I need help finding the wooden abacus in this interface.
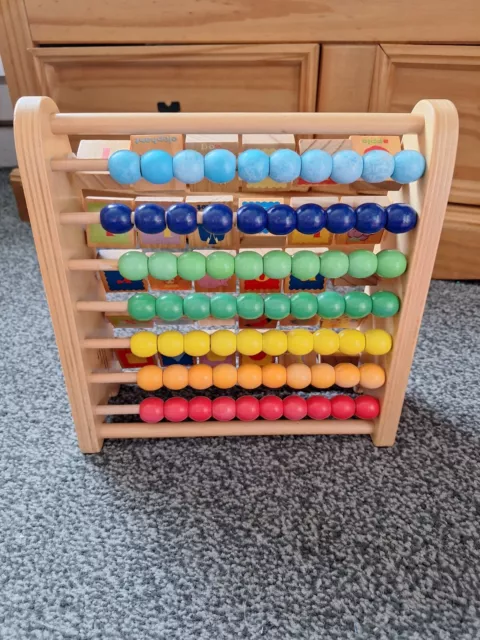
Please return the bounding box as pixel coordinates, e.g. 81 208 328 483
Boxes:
14 97 458 453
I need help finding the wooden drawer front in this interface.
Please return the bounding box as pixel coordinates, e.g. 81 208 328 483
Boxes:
370 45 480 206
32 45 319 114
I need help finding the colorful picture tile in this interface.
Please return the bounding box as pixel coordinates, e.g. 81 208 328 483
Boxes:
148 275 192 292
239 315 277 329
87 224 136 249
288 229 332 247
159 353 194 366
100 270 148 293
241 275 281 294
115 349 157 369
139 228 186 250
240 351 274 366
199 352 235 367
195 274 236 293
284 273 325 294
279 315 318 328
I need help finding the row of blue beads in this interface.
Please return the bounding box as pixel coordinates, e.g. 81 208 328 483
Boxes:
100 201 417 236
108 148 426 186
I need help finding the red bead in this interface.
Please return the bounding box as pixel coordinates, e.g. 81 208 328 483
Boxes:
259 395 284 420
306 396 331 420
236 396 260 421
164 397 189 422
188 397 212 422
330 395 355 419
212 397 236 421
283 395 308 420
355 395 380 419
139 397 164 423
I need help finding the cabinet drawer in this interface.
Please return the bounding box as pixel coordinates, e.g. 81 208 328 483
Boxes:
32 44 319 114
370 45 480 207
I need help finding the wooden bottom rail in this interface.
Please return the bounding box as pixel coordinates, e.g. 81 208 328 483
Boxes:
98 420 374 439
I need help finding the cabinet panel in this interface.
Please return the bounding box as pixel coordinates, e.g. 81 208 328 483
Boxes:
370 45 480 206
32 44 319 114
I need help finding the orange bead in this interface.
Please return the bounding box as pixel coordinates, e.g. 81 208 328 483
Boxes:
286 363 312 390
310 363 335 389
334 362 361 388
262 363 287 389
359 363 386 389
163 364 189 390
237 364 262 389
212 363 237 389
188 364 213 390
137 365 163 391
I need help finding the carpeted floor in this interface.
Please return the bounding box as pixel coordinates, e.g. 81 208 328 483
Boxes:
1 167 480 639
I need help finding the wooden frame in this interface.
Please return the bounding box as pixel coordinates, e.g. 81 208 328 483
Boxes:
14 97 458 452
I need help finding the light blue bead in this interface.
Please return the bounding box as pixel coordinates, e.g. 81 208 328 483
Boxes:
300 149 332 183
108 150 141 185
172 150 205 184
140 150 173 184
238 149 269 183
204 149 236 184
361 150 394 183
330 150 363 184
269 149 301 182
392 150 426 184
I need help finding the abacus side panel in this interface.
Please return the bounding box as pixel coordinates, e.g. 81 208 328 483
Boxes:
14 96 118 453
370 99 458 446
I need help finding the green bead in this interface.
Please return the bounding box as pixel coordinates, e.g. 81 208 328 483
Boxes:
263 250 292 279
291 251 320 281
127 293 156 321
376 250 408 278
316 291 345 319
155 293 183 321
177 252 206 281
371 291 400 317
347 250 378 279
264 293 290 320
319 251 349 279
118 251 148 280
235 251 263 280
206 252 235 280
148 252 177 281
344 291 372 319
211 293 237 319
290 292 317 319
183 293 210 320
237 293 264 319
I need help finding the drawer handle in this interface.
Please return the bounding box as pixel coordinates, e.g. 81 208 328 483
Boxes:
157 101 181 113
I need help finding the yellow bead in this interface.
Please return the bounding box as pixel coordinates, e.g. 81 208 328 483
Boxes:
365 329 392 355
184 330 210 357
211 330 237 356
130 331 157 358
157 330 184 357
287 329 314 356
338 329 366 356
262 330 288 356
236 329 263 356
313 329 340 356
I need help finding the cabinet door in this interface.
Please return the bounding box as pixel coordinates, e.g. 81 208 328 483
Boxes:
32 44 319 114
370 45 480 207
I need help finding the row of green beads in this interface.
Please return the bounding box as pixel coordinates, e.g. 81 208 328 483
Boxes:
118 249 407 282
128 290 400 322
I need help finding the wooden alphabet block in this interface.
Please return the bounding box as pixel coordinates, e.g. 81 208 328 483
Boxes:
115 349 157 369
238 197 286 249
287 196 337 247
106 313 155 329
130 132 184 192
332 196 389 246
135 196 186 250
84 195 136 249
186 134 239 192
186 195 238 250
148 274 192 292
241 134 295 192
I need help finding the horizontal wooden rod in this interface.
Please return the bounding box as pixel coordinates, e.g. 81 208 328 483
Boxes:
60 210 229 225
83 338 130 349
69 259 118 271
51 158 107 172
96 404 140 415
51 112 424 136
78 301 128 313
89 372 137 384
98 419 374 439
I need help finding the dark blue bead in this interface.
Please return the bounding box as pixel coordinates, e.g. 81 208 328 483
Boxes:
166 203 198 235
134 203 166 234
100 203 133 234
202 204 233 234
355 203 386 235
296 203 326 235
267 204 297 235
325 203 356 233
385 203 418 233
237 204 268 234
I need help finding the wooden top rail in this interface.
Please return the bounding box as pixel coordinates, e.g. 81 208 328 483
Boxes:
50 112 425 137
98 420 374 439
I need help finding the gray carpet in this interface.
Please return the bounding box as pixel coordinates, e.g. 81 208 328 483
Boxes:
1 167 480 640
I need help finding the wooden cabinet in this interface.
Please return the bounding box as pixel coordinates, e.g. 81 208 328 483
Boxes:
32 45 319 114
